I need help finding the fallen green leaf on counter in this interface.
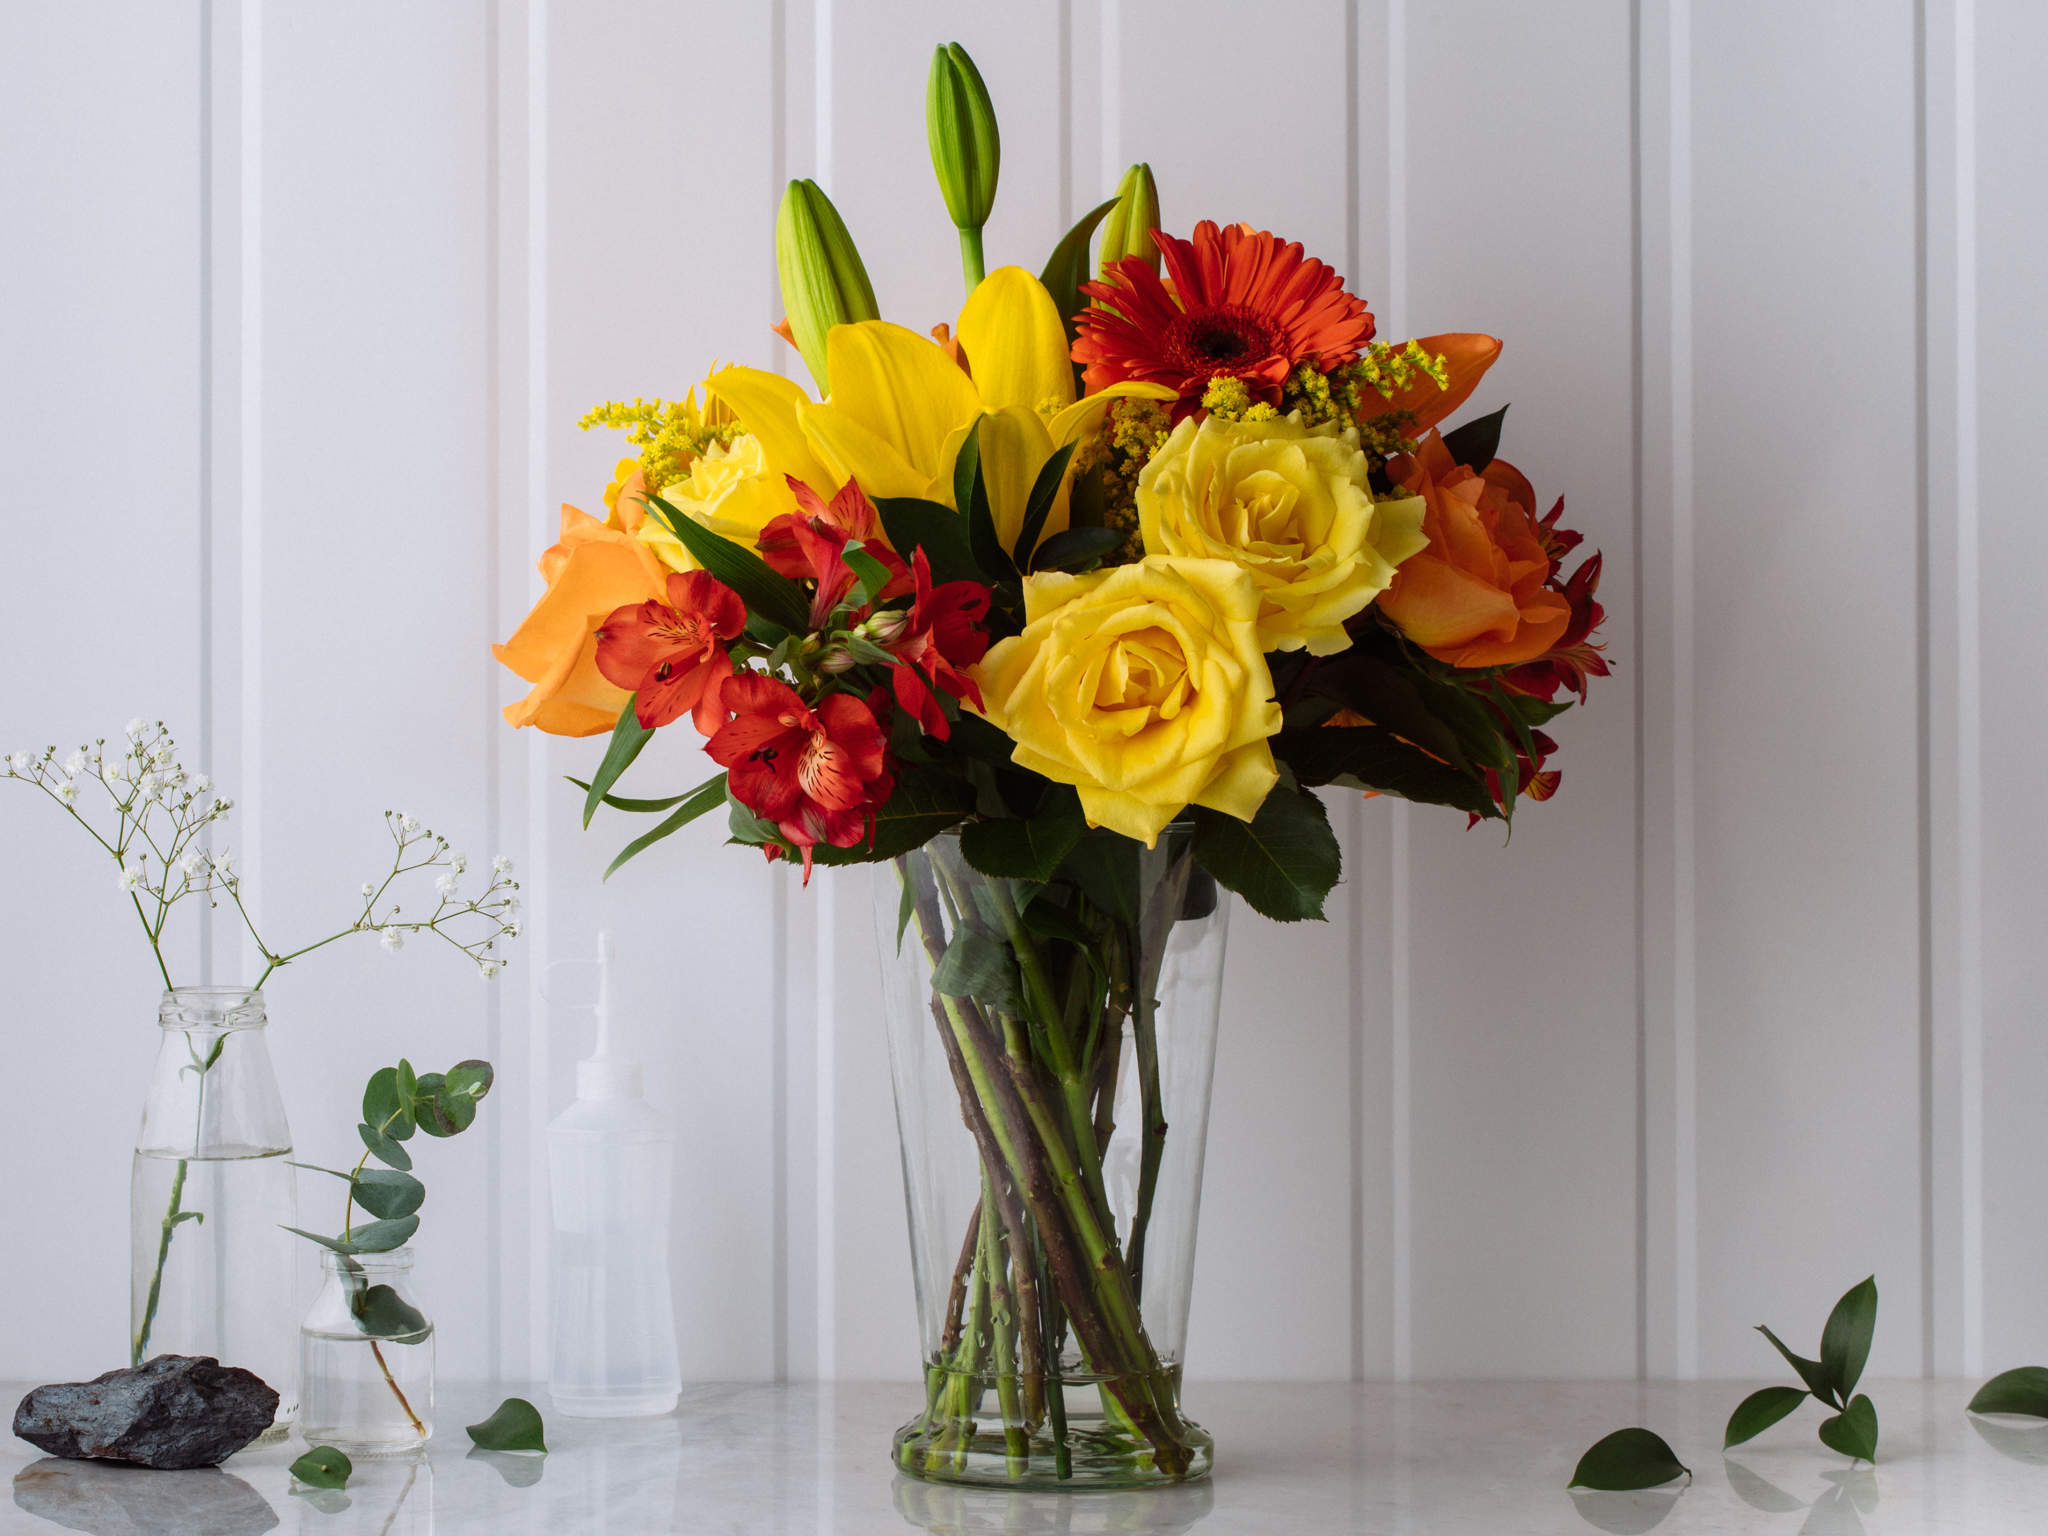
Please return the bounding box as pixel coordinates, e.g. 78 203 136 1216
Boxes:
1567 1427 1691 1490
467 1396 548 1453
288 1445 352 1489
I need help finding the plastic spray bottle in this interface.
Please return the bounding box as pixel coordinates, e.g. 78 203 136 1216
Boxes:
546 933 682 1417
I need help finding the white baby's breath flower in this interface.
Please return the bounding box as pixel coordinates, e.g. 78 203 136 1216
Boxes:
125 718 147 740
56 781 78 805
435 872 459 898
379 927 405 952
477 959 501 981
117 865 143 893
492 855 514 878
398 814 421 835
6 752 28 776
447 852 467 876
178 849 204 877
191 773 211 794
137 773 159 801
360 882 376 900
214 850 235 880
503 895 521 918
62 751 84 777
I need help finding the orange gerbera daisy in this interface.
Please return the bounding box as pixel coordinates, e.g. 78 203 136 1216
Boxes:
1073 220 1374 415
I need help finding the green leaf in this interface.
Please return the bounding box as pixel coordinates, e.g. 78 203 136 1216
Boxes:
467 1397 548 1453
1440 403 1508 471
289 1446 352 1489
349 1168 425 1221
362 1068 416 1143
1055 831 1139 924
809 765 975 864
395 1059 417 1107
603 773 729 880
959 792 1086 881
357 1122 412 1172
1039 195 1121 357
1566 1427 1691 1490
844 634 899 668
841 539 898 610
875 496 983 587
895 868 918 955
1757 1323 1838 1407
1274 724 1500 820
282 1214 419 1256
1011 442 1077 566
566 776 701 815
1191 788 1341 923
583 702 655 830
415 1063 490 1137
1724 1385 1809 1449
352 1282 429 1340
1816 1393 1879 1462
1029 525 1124 573
647 493 811 633
446 1059 494 1100
952 418 1016 582
1818 1276 1878 1401
933 927 1020 1014
1968 1366 2048 1418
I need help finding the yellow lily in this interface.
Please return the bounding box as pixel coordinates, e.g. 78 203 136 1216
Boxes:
708 266 1172 557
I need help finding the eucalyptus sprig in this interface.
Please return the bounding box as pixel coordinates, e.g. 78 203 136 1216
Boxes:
285 1057 494 1438
1725 1276 1880 1462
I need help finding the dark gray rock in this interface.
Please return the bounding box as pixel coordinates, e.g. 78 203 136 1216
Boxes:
12 1356 279 1471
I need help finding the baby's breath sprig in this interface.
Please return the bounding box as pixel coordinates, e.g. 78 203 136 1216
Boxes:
3 720 522 989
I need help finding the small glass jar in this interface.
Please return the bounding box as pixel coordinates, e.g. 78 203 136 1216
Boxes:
299 1247 435 1453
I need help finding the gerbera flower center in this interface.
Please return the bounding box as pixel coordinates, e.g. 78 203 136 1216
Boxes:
1167 305 1278 374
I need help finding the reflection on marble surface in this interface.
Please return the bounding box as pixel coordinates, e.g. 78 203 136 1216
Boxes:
3 1379 2046 1533
12 1458 278 1535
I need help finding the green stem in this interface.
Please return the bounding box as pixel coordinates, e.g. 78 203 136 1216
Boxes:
958 225 986 293
979 1179 1029 1471
132 1157 189 1365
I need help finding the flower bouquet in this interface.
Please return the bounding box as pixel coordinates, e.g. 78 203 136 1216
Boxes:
497 43 1605 1486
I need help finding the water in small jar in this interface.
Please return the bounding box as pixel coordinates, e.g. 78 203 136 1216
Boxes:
299 1323 435 1453
129 1146 298 1430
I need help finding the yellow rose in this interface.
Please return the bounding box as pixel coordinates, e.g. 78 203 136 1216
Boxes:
1136 413 1428 655
973 556 1281 846
637 434 788 574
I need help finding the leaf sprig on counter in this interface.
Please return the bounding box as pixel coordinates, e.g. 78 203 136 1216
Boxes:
1725 1276 1880 1462
1968 1366 2048 1419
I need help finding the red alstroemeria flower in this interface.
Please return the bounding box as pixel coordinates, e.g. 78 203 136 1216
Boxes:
594 570 747 733
705 673 893 882
1500 495 1611 705
885 548 991 741
1073 220 1375 416
758 477 912 629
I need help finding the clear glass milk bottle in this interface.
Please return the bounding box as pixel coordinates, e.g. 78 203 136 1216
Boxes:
131 986 299 1434
299 1246 435 1453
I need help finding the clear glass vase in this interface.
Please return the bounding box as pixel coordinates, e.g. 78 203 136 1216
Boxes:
299 1246 435 1453
872 825 1229 1489
131 986 298 1435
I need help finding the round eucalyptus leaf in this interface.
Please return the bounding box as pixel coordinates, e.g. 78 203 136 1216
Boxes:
362 1067 416 1142
446 1059 494 1101
358 1122 413 1171
289 1445 352 1489
351 1281 429 1341
396 1058 418 1105
343 1214 420 1254
350 1168 425 1220
466 1396 547 1453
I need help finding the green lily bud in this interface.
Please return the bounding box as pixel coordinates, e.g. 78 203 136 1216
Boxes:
776 178 880 393
926 42 1000 290
1099 162 1161 277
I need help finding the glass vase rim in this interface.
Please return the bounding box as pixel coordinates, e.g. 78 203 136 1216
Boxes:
319 1245 416 1274
158 985 267 1030
930 817 1197 844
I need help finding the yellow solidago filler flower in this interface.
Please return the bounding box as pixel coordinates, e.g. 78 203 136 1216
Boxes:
973 556 1281 846
1136 413 1429 655
635 435 786 575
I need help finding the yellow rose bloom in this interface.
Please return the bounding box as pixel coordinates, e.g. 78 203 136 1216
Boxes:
1136 413 1428 655
636 435 786 574
973 556 1282 846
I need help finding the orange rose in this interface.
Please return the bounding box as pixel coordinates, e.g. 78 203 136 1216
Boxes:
1375 431 1570 668
493 488 667 736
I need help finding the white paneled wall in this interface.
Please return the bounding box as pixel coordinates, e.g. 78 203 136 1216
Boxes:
0 0 2036 1387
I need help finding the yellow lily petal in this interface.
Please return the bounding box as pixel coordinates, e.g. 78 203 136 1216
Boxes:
703 365 835 493
797 401 938 502
975 404 1061 552
821 321 983 488
957 266 1077 414
1046 379 1178 447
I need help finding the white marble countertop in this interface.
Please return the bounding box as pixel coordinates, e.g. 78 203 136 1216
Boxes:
5 1379 2044 1534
